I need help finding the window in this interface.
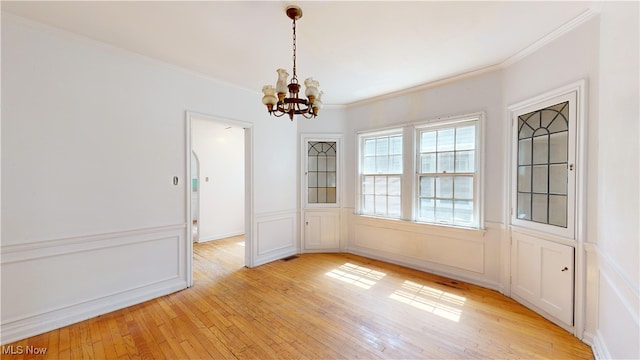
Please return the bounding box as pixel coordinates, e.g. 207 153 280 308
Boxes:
303 135 341 208
357 114 483 229
516 102 569 228
417 121 479 227
359 132 403 217
307 141 337 204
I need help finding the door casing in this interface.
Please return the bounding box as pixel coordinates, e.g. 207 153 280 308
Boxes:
185 111 254 287
505 80 588 337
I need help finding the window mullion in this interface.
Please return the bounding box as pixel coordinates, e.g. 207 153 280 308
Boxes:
401 125 414 221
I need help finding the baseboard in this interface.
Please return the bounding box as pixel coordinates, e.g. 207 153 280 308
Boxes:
589 330 611 360
1 224 188 345
1 277 187 345
345 245 500 292
197 231 244 243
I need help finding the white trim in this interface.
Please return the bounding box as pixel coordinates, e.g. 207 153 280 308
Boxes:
591 330 612 360
0 224 186 264
505 79 588 338
1 278 186 346
197 231 245 243
345 9 597 108
0 225 187 345
355 112 485 229
414 114 485 229
1 13 258 98
300 134 344 253
300 133 343 209
185 111 254 276
501 9 599 67
354 111 483 135
590 244 639 326
509 89 578 238
346 65 502 108
253 210 297 266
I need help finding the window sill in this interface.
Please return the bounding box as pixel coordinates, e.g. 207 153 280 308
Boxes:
353 214 486 238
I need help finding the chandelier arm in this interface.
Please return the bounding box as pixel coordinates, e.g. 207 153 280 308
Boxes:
271 110 287 118
262 6 320 121
299 112 314 119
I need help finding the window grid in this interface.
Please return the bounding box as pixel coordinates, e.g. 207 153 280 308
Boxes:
417 124 477 226
356 115 482 229
360 134 403 218
516 102 569 227
308 141 337 204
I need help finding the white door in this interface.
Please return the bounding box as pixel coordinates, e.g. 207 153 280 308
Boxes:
511 231 574 325
304 211 340 251
301 135 342 252
509 87 580 328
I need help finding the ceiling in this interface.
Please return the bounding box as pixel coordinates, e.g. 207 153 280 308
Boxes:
2 1 596 106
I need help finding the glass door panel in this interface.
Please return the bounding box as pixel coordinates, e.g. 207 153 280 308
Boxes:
516 101 570 228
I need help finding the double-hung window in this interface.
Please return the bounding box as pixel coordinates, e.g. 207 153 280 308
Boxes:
416 119 479 227
359 131 403 218
357 114 483 229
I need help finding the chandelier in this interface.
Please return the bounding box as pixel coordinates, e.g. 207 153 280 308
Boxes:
261 5 322 121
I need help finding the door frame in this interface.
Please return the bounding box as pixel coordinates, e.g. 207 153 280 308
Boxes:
504 79 588 338
185 111 254 287
191 150 200 243
300 133 344 252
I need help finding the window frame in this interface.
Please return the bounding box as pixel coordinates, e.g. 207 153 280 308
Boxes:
356 113 485 230
509 91 577 239
357 128 405 219
414 116 483 228
302 134 343 209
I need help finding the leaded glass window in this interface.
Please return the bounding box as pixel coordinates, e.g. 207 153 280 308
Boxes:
517 101 569 227
308 141 337 204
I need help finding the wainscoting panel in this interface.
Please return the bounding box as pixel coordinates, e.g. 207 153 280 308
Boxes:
346 214 502 290
352 223 484 273
0 224 188 345
586 244 639 360
253 210 297 266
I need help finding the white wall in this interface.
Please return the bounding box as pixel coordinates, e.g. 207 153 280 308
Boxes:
192 118 244 241
335 6 638 358
593 3 639 359
342 70 505 289
504 6 639 358
3 5 638 357
1 14 298 344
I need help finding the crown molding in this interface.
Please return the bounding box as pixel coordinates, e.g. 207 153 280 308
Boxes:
501 8 599 68
345 7 599 109
345 64 502 108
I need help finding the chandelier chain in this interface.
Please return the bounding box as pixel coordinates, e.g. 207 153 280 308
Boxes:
292 17 297 83
261 6 320 120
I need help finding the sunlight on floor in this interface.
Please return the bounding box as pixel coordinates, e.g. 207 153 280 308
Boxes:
325 263 387 289
237 242 245 247
389 280 466 322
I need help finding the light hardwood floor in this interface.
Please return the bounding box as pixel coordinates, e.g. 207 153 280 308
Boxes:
2 236 593 359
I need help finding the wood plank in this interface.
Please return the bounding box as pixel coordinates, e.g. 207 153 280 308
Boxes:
0 236 593 359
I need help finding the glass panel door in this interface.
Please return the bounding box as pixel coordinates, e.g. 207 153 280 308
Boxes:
307 141 337 204
516 102 569 227
511 92 576 239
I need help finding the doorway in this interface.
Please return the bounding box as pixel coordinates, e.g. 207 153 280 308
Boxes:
186 111 254 286
191 150 200 242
